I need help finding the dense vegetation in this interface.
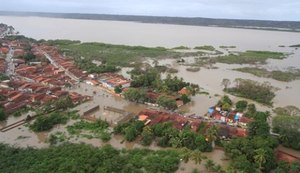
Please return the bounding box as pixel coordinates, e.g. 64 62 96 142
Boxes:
234 67 300 82
0 143 181 173
272 106 300 150
224 78 276 106
217 51 286 64
224 109 279 172
114 119 214 152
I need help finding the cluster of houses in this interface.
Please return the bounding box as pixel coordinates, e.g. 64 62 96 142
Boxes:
207 106 253 128
15 64 76 87
87 73 130 90
0 41 91 115
136 108 250 138
33 44 87 80
0 80 90 114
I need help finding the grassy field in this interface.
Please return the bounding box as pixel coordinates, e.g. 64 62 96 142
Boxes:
216 50 286 64
234 67 300 82
46 40 181 67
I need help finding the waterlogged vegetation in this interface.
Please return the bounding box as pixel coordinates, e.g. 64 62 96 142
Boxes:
0 143 182 173
223 78 276 106
46 39 181 68
48 132 67 145
172 46 190 50
234 67 300 82
29 111 79 132
289 44 300 47
217 50 286 64
194 45 216 51
186 67 201 72
124 67 199 109
67 120 111 142
219 45 236 49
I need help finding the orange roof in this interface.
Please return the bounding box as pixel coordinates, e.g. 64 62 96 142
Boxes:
178 87 189 95
138 115 149 121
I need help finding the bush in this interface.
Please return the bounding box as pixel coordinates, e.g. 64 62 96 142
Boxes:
0 108 6 121
30 112 69 132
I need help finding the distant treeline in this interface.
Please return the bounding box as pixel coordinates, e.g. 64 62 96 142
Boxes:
1 11 300 32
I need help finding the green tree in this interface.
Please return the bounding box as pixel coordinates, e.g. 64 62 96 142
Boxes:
248 120 270 137
254 148 267 171
207 125 218 148
205 159 216 172
54 96 74 110
181 94 191 104
179 147 192 163
246 103 257 117
114 85 123 94
0 108 6 121
190 150 207 165
272 114 300 150
123 88 147 103
231 155 255 173
141 126 154 146
124 126 138 141
24 52 36 62
235 100 248 112
0 73 9 81
195 134 209 151
156 95 177 110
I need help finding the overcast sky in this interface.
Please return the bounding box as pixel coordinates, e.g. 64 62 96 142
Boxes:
0 0 300 21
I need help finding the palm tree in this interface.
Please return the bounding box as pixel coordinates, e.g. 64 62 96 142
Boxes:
179 147 192 163
191 150 207 165
205 159 215 172
254 148 267 171
169 137 182 148
207 125 218 148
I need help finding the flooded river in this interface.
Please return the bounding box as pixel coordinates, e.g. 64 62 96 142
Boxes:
1 16 300 51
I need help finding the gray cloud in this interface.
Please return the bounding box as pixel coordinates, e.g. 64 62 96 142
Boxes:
0 0 299 21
